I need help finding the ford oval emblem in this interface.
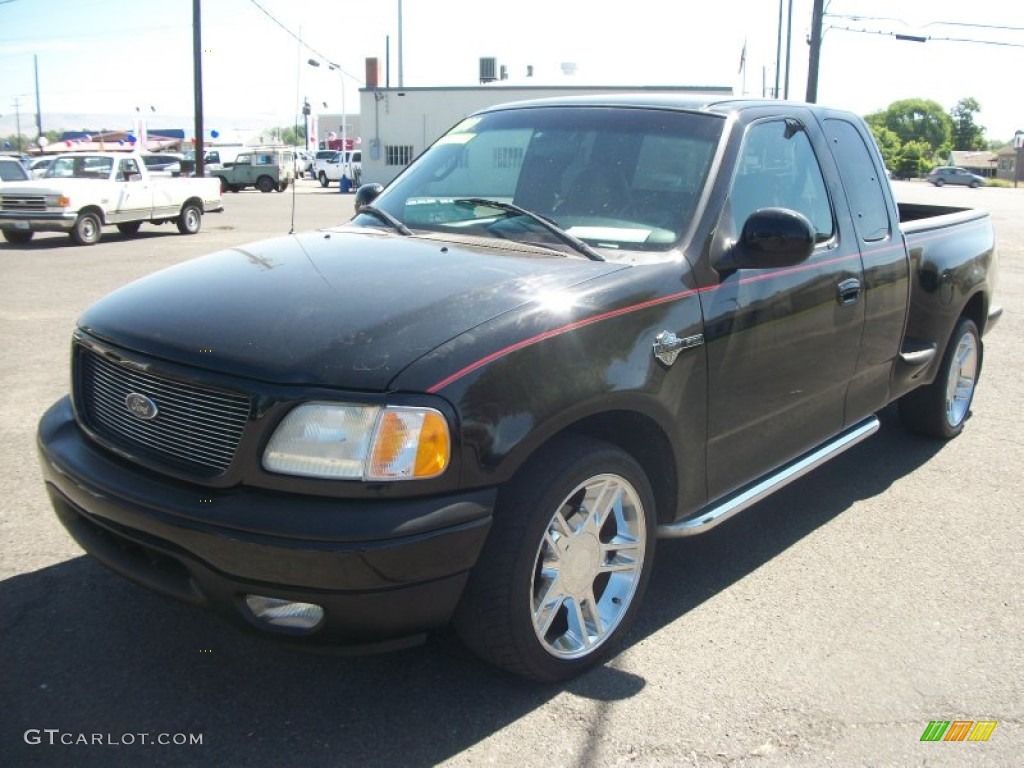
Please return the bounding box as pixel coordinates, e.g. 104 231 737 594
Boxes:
125 392 159 421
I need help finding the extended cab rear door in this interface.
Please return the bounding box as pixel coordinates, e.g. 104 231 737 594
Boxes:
818 114 910 421
700 114 865 500
115 157 153 217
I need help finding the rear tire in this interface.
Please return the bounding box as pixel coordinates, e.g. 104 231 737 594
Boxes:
71 212 102 245
453 435 656 681
176 203 202 234
256 176 275 193
2 230 34 244
899 317 981 439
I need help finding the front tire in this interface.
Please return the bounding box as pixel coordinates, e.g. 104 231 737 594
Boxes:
2 229 34 244
319 172 329 188
71 212 102 245
454 435 656 681
899 317 981 439
176 203 202 234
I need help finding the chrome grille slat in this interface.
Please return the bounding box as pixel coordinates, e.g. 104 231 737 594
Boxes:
88 400 236 463
78 349 250 477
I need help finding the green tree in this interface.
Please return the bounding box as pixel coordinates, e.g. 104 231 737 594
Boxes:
276 125 306 147
867 124 902 171
895 140 933 179
879 98 952 159
949 97 986 150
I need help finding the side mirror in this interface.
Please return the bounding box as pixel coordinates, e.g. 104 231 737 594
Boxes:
718 207 815 271
354 183 384 212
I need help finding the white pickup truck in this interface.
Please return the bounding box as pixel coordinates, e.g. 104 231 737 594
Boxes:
0 152 223 245
314 150 362 188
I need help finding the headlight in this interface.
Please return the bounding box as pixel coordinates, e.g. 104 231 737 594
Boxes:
263 403 450 481
45 194 71 208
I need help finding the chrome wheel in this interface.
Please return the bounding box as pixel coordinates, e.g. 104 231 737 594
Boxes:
898 317 981 439
454 435 656 680
530 472 647 659
944 329 978 428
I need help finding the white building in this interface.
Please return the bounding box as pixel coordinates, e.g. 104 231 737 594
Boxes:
354 84 732 186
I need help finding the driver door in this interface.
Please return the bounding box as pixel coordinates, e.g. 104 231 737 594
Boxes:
701 118 865 500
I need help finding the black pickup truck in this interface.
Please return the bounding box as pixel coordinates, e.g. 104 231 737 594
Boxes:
37 96 1001 681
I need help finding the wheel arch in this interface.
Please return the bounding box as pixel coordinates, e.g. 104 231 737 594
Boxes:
492 408 681 527
77 204 106 224
180 195 205 213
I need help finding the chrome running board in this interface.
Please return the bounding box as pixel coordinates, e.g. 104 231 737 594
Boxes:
657 415 880 538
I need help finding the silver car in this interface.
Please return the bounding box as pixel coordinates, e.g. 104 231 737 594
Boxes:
928 166 986 188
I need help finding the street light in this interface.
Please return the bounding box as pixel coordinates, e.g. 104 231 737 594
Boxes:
308 58 350 184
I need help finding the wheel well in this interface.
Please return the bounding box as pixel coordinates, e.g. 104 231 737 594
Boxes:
181 196 203 212
78 205 105 224
557 410 679 525
962 291 987 335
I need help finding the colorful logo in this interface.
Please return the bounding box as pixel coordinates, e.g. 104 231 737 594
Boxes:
920 720 997 742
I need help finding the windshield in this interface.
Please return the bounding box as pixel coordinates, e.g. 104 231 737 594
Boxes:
366 105 723 255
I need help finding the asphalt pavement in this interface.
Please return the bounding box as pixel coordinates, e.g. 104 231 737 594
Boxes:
1 178 1021 767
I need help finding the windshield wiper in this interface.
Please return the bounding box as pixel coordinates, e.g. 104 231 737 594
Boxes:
357 205 412 236
453 198 605 262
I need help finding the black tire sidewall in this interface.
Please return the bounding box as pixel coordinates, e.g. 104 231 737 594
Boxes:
177 204 201 234
899 317 980 439
456 435 657 681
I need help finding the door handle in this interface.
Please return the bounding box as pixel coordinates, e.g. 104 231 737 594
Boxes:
837 278 861 306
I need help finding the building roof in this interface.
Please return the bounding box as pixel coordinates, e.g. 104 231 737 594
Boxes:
950 150 997 169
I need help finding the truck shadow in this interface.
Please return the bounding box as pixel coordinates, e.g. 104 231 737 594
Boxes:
0 406 946 767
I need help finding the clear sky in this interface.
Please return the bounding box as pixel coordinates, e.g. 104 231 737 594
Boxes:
1 0 1021 141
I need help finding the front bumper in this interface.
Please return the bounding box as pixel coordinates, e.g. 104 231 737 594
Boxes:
0 211 77 233
37 397 495 650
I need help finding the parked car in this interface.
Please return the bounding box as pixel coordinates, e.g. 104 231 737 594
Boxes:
309 149 336 179
28 156 56 178
36 97 1001 681
0 152 222 244
928 166 986 188
0 156 30 184
139 152 185 176
315 150 362 187
206 147 295 193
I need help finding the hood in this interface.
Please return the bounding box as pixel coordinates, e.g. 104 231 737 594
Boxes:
79 228 628 390
1 178 110 197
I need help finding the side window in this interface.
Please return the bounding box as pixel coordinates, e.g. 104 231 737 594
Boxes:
823 119 891 242
730 120 834 242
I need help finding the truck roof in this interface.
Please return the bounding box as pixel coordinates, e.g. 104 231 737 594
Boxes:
472 93 857 122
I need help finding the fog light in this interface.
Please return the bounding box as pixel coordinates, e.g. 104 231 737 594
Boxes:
244 595 324 630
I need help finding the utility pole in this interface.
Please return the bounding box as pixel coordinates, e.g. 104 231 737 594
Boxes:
806 0 824 103
397 0 404 88
12 96 23 153
193 0 205 177
34 54 42 139
774 0 783 98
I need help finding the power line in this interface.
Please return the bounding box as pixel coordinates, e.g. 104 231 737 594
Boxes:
827 24 1024 49
246 0 363 84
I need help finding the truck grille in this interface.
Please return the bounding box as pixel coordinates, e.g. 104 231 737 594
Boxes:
1 195 47 212
78 349 251 477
